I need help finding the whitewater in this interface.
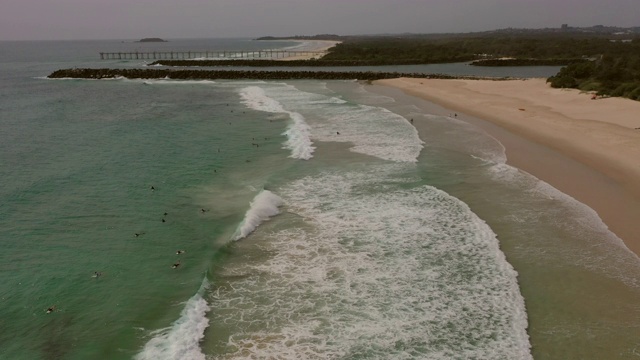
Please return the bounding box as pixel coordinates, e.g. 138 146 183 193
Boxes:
6 39 640 360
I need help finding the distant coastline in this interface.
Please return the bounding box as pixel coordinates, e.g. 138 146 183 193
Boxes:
137 38 167 43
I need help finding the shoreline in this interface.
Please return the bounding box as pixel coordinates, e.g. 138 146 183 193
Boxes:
274 40 340 61
375 77 640 257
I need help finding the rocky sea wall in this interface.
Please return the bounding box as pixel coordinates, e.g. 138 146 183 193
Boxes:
48 68 508 81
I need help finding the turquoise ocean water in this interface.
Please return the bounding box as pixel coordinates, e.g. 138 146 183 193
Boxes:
1 39 639 360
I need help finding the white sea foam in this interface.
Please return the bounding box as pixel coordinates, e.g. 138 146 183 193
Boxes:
305 103 423 162
209 164 532 359
133 79 217 85
239 86 315 160
136 279 210 360
239 83 422 162
233 190 284 241
43 76 125 81
485 161 640 286
352 83 397 104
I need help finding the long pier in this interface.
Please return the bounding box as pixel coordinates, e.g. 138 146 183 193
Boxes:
99 50 327 60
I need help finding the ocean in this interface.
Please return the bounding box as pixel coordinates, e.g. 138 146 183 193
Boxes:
0 38 638 360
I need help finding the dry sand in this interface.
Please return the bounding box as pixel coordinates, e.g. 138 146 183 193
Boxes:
376 77 640 256
277 40 340 61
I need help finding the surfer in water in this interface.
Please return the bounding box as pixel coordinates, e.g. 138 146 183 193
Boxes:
176 250 185 255
93 272 102 278
46 306 56 314
172 262 180 269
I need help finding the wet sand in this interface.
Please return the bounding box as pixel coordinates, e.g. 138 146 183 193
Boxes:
375 78 640 256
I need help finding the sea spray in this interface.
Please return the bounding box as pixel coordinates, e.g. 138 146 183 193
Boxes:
136 279 210 360
239 86 315 160
233 190 284 240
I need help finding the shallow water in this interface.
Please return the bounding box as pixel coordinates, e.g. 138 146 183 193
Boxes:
1 39 638 360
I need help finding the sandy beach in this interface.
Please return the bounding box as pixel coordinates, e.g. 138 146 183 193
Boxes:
376 77 640 256
277 40 340 60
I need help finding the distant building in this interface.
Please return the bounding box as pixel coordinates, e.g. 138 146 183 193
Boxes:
561 24 569 30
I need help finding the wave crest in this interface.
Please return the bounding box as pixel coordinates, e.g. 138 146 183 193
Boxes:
234 190 284 240
136 280 210 360
239 86 315 160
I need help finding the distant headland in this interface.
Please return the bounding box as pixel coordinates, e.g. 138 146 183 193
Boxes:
137 38 168 43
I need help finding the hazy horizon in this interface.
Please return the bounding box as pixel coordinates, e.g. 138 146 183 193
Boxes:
1 0 638 41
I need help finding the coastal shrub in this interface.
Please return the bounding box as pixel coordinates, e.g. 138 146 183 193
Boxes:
578 80 601 92
547 74 578 88
628 85 640 100
548 52 640 101
610 83 637 97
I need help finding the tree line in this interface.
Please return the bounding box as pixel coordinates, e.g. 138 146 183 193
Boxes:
112 34 640 100
325 36 640 100
547 46 640 100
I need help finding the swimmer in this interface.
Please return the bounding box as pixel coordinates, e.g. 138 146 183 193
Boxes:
93 272 102 278
162 218 166 223
176 250 185 255
46 305 56 314
200 208 207 213
172 262 180 269
150 186 155 191
336 131 340 135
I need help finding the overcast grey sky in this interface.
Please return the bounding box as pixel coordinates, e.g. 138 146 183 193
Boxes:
1 0 638 41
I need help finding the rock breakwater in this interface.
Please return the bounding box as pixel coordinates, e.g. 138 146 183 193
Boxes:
48 68 503 81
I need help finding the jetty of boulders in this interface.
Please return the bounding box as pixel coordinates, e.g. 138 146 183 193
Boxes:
48 68 503 81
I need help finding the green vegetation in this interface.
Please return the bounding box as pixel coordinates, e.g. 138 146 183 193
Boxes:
322 35 640 101
322 36 632 63
129 30 640 100
547 40 640 100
